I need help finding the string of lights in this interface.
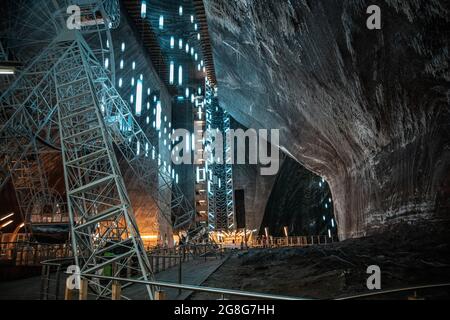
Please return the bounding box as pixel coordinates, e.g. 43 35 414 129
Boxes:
114 0 232 237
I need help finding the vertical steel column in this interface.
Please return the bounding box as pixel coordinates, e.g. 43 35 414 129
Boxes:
205 82 235 232
55 35 154 299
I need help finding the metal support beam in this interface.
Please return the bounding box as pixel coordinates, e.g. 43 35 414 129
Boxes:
55 34 154 299
205 82 235 231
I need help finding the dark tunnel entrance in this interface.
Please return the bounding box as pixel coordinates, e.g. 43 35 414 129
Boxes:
260 157 337 239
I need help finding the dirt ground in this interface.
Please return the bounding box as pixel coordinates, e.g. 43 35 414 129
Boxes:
191 222 450 300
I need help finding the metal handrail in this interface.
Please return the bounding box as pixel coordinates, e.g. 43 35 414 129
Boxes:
40 257 75 300
337 283 450 300
41 257 75 266
83 273 308 300
44 259 449 300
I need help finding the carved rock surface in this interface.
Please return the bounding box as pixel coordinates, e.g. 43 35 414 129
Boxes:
204 0 450 239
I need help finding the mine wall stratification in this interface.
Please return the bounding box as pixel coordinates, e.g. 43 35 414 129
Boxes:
204 0 450 238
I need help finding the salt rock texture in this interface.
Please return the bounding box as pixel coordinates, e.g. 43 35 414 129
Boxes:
204 0 450 239
233 162 278 231
231 119 280 231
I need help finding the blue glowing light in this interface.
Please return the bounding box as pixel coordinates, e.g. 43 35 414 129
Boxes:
178 65 183 86
169 61 174 85
136 79 143 116
141 1 146 18
156 101 162 130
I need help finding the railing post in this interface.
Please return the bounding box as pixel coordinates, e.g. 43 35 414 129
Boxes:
79 278 88 300
65 283 75 301
55 265 61 300
40 265 48 300
155 290 166 300
112 281 121 300
164 254 166 271
178 255 182 296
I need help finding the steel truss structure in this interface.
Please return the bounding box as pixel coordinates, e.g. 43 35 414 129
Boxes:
0 0 115 198
0 0 202 299
205 83 235 231
86 50 197 238
0 1 154 299
55 34 154 299
0 36 62 191
193 90 209 234
0 35 67 232
9 139 67 230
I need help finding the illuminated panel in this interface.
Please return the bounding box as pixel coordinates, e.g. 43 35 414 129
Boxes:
136 79 143 116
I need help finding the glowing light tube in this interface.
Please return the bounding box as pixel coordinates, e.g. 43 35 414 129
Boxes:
169 61 174 85
178 65 183 86
135 79 143 116
141 1 146 18
156 101 162 131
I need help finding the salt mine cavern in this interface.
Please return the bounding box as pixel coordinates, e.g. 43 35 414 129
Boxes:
0 0 449 306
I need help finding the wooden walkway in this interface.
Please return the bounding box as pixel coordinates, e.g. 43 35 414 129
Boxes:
0 257 228 300
126 257 228 300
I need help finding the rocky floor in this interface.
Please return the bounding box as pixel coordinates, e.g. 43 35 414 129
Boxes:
192 222 450 300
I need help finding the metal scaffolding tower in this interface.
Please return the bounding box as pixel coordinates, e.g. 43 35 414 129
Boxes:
205 83 235 231
55 33 154 299
193 91 209 233
87 51 196 238
9 139 67 231
0 37 62 190
0 0 204 298
0 0 157 299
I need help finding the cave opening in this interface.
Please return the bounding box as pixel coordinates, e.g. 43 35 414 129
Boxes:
260 157 337 239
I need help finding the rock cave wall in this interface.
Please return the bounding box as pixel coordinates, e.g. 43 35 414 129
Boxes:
204 0 450 239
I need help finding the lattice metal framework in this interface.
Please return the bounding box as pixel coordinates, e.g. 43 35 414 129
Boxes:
192 86 209 234
205 83 235 231
0 36 63 190
0 39 65 234
1 0 205 299
55 33 154 299
9 139 67 230
0 0 156 299
86 52 195 234
0 0 115 190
